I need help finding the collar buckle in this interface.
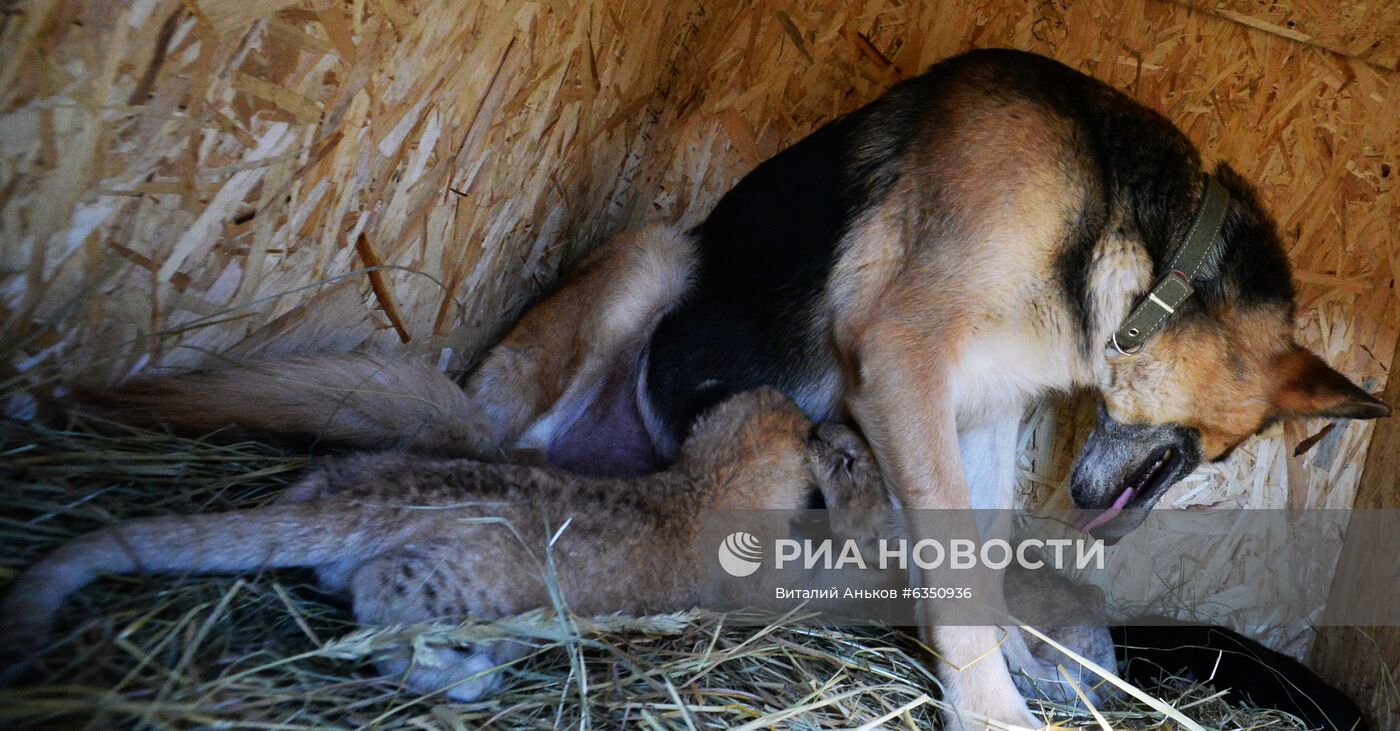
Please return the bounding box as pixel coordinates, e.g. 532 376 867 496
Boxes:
1110 174 1228 355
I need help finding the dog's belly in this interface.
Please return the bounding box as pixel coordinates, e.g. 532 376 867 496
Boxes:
543 355 666 478
645 308 843 449
540 320 840 478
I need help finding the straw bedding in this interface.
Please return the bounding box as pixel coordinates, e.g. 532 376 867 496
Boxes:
0 414 1322 730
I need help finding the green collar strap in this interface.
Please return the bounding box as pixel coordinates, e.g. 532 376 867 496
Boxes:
1111 174 1231 355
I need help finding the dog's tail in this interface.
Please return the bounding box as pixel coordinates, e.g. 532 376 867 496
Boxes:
0 501 396 679
79 354 500 458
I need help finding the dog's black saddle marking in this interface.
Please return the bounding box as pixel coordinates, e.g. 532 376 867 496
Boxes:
645 112 859 445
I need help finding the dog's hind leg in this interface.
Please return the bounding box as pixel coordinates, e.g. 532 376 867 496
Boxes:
464 224 695 475
80 225 692 467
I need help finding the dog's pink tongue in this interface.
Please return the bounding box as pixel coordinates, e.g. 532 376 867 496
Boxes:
1076 487 1136 533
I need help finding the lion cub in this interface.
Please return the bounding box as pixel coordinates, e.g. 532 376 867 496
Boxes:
0 389 889 700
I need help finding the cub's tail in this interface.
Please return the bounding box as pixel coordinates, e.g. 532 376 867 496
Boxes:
0 502 390 681
80 354 500 458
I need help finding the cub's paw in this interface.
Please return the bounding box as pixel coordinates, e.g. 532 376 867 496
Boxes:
379 640 528 702
408 646 504 702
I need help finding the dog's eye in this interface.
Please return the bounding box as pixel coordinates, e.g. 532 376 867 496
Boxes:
841 455 855 473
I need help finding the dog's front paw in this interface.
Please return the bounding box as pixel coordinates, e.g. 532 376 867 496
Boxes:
940 671 1045 730
1005 624 1117 708
940 701 1044 731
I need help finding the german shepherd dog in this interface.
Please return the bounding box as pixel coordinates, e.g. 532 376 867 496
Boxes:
80 50 1387 728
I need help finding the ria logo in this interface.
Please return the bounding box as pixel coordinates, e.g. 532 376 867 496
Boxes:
718 531 763 577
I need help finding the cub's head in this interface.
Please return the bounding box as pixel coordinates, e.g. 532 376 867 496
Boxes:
677 387 822 506
678 390 894 519
1072 165 1389 539
805 422 894 547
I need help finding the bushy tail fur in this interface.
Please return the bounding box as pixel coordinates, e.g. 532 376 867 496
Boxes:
80 354 500 458
0 503 392 680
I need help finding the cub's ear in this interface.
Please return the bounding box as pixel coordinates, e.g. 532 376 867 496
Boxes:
1272 347 1390 420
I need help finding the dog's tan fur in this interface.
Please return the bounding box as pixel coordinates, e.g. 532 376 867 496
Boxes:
823 90 1104 725
79 353 500 457
1103 303 1372 459
464 224 694 454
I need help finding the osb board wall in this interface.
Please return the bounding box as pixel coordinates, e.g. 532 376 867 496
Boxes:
634 0 1398 652
1310 332 1400 727
0 0 703 411
1174 0 1400 70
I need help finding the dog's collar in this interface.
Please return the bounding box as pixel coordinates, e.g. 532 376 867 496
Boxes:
1111 174 1231 355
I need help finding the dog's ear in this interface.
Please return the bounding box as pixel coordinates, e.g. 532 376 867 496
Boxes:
1272 347 1390 420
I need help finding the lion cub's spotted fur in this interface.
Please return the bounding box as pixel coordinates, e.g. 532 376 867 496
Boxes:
0 390 890 700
